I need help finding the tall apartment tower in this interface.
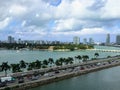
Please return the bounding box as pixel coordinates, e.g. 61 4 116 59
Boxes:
83 38 87 44
106 33 110 45
89 38 94 44
116 35 120 45
73 36 80 45
8 36 15 43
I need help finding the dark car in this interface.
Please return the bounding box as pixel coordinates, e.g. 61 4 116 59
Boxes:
0 82 7 87
18 77 24 83
80 66 85 70
55 70 60 74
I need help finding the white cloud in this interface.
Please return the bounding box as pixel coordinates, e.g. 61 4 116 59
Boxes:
0 0 120 41
101 0 120 19
0 17 11 30
51 27 109 36
79 28 109 35
9 4 27 16
54 18 81 31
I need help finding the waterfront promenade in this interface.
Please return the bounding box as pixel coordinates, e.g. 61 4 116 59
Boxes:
0 56 120 90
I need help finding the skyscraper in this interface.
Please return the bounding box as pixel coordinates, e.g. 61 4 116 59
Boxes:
8 36 15 43
89 38 94 44
106 33 110 45
83 38 87 44
116 35 120 45
73 36 80 45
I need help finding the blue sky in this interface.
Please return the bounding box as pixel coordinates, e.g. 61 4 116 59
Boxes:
0 0 120 42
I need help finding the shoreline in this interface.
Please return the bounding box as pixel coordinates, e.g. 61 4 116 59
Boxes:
0 57 120 90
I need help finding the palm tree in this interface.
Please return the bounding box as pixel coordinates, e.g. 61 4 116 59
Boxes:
11 63 21 73
1 62 10 76
27 62 36 70
74 56 78 64
59 57 65 65
94 53 99 59
19 60 26 71
48 58 54 67
55 60 62 66
64 58 68 65
35 60 42 69
77 55 82 63
82 55 89 63
42 59 48 68
67 57 74 64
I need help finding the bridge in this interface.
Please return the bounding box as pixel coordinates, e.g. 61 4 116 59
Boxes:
88 49 120 53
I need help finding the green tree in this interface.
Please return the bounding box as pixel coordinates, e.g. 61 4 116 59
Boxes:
27 62 36 70
82 55 89 63
77 55 82 63
94 53 99 58
11 63 21 73
48 58 54 67
19 60 26 71
55 59 62 66
43 60 48 68
1 62 10 76
35 60 42 69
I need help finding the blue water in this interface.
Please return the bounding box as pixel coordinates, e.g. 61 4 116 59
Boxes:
31 66 120 90
0 46 120 64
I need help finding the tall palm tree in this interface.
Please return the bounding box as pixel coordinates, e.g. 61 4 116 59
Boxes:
94 53 99 59
48 58 54 67
42 59 48 68
59 57 65 65
55 60 62 66
11 63 21 73
1 62 10 76
35 60 42 69
67 57 74 64
27 62 36 70
77 55 82 63
82 55 89 63
19 60 26 71
74 56 78 64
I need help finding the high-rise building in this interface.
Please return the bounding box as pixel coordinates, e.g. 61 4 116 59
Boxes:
73 36 80 44
106 33 110 45
83 38 87 44
89 38 94 44
8 36 15 43
18 38 22 44
116 35 120 45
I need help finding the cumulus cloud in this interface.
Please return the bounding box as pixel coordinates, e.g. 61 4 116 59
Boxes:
0 0 120 41
9 4 27 16
0 17 11 30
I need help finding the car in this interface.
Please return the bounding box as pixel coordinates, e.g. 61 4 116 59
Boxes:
96 63 101 66
18 77 24 83
80 66 85 70
48 74 55 77
31 75 39 80
0 82 6 87
55 70 60 74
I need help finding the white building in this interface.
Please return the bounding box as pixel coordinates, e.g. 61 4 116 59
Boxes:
8 36 15 43
106 33 110 45
73 36 80 44
83 38 87 44
89 38 94 44
116 35 120 45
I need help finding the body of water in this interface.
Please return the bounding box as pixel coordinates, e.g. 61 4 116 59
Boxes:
31 66 120 90
0 46 120 64
0 46 120 90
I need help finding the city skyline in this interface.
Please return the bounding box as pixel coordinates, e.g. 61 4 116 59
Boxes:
1 34 119 45
0 0 120 42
